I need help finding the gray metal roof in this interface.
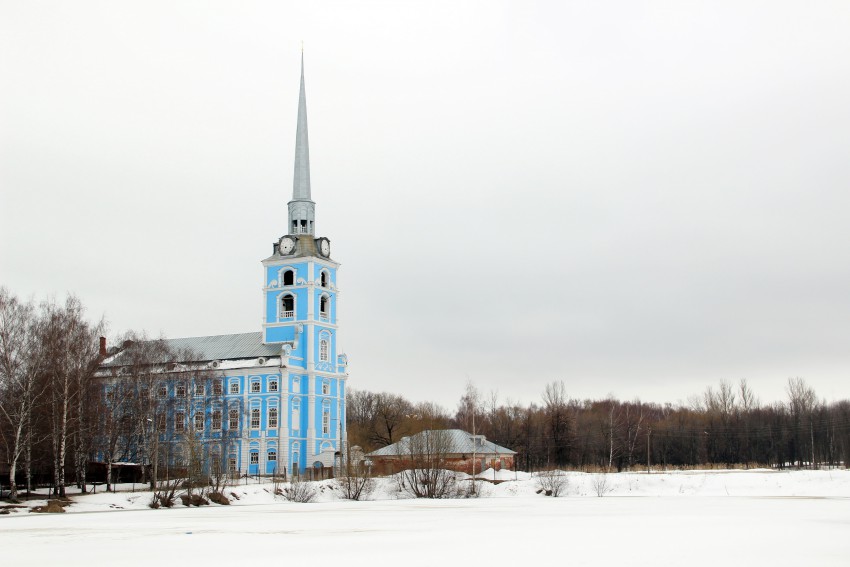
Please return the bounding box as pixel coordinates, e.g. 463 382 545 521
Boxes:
161 332 284 361
366 429 516 458
103 332 286 366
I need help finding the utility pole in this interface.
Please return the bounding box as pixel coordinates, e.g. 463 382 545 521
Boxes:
646 427 651 474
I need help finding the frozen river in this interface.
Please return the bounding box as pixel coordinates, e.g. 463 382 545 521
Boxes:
2 492 848 566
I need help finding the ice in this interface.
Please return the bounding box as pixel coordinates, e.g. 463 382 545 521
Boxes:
2 469 848 566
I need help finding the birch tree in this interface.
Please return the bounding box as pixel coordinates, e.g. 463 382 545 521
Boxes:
0 289 48 501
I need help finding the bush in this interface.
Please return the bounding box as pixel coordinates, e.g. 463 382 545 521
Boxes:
282 477 317 503
208 492 230 505
536 470 568 497
179 494 209 507
592 473 613 497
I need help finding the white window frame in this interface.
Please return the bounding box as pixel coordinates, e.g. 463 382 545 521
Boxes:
268 450 277 462
228 408 239 430
269 379 278 392
213 379 223 396
250 452 259 465
194 412 204 432
176 383 186 398
322 380 330 395
175 411 185 432
319 294 330 321
212 409 222 431
229 381 239 395
322 409 330 435
268 407 278 429
279 293 296 319
280 268 296 287
251 408 261 429
320 338 329 362
251 380 261 393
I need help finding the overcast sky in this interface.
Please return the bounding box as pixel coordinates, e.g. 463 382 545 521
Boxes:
3 1 850 410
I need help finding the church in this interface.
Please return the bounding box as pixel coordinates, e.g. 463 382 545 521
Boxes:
101 55 348 479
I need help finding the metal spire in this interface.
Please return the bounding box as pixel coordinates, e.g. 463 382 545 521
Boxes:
288 49 315 234
292 50 311 201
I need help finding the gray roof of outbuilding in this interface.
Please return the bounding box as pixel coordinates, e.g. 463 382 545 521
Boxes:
103 332 286 366
366 429 516 458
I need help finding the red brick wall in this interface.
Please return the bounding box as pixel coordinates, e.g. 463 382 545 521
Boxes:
371 455 515 476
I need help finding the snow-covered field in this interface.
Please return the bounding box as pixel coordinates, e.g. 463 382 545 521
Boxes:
2 469 849 566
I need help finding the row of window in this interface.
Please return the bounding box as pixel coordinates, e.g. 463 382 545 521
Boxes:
165 404 334 435
278 293 333 322
157 378 282 398
168 407 280 432
279 268 331 288
249 450 277 464
156 379 332 398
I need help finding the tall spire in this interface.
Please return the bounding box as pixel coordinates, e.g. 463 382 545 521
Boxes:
288 50 316 235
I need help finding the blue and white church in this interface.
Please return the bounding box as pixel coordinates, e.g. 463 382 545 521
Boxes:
103 56 347 478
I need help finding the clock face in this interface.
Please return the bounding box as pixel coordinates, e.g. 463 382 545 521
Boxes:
320 239 330 256
279 237 295 255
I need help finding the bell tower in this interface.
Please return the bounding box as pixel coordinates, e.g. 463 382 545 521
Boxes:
260 53 348 474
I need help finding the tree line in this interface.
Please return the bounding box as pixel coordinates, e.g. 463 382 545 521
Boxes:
0 288 230 501
4 286 850 502
348 378 850 472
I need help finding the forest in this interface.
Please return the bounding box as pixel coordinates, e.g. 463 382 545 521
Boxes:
347 378 850 473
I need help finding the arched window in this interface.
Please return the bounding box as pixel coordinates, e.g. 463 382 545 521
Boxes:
320 338 329 362
268 407 278 429
280 294 295 319
319 294 330 321
228 408 239 430
320 270 329 288
250 408 260 429
282 269 295 286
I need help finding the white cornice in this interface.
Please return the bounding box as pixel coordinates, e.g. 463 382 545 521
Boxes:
262 255 341 269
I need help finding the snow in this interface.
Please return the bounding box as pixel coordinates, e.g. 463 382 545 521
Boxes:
2 469 849 565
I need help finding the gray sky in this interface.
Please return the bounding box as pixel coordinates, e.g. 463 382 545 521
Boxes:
3 1 850 410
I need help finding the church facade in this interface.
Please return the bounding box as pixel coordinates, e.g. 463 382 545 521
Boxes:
101 56 347 478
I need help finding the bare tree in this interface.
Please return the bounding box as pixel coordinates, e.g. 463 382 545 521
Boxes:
398 430 458 499
786 377 817 468
41 296 101 497
335 444 374 501
0 289 48 501
371 392 413 447
542 381 572 467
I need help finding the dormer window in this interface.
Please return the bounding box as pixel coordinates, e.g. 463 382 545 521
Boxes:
280 294 295 319
282 269 295 287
